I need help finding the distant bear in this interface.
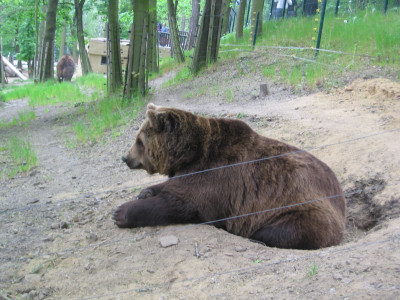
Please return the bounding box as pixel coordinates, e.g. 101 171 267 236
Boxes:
56 54 75 82
114 103 346 249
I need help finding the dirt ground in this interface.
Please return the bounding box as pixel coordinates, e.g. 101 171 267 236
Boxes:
1 59 400 300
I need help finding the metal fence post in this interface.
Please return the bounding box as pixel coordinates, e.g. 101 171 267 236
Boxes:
335 0 340 15
315 0 327 58
246 0 252 26
253 11 260 48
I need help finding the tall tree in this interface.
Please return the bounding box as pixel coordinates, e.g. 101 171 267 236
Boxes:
108 0 123 94
235 0 246 40
167 0 185 63
39 0 58 81
148 0 159 73
185 0 201 50
221 0 232 35
74 0 92 75
191 0 223 73
124 0 149 97
59 19 66 58
250 0 264 42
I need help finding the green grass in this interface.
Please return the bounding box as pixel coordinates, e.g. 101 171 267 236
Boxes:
0 73 106 106
71 96 146 145
0 137 37 178
0 110 36 128
219 9 400 89
306 262 318 279
162 65 193 88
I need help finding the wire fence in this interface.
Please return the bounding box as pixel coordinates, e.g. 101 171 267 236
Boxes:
2 126 399 298
1 127 399 216
6 181 394 264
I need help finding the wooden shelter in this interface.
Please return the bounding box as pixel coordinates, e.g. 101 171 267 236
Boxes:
87 38 130 75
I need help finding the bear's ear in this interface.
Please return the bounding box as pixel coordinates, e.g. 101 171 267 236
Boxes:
146 110 175 133
147 103 159 111
146 110 166 132
146 109 158 130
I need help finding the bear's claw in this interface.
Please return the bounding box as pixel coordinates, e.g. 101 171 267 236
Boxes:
137 188 155 200
113 205 130 228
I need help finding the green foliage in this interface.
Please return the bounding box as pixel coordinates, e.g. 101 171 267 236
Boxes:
1 137 37 178
306 262 318 279
1 74 106 106
71 96 146 145
162 65 193 87
157 0 204 31
220 9 400 89
17 17 36 62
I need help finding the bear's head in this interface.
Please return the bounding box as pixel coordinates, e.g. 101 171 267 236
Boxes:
122 103 203 177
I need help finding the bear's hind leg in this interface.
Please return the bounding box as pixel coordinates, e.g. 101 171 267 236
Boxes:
250 213 329 250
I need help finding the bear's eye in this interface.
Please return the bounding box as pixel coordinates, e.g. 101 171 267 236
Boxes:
136 138 144 148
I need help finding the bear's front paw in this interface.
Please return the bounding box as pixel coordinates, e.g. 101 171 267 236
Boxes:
137 188 156 200
113 203 133 228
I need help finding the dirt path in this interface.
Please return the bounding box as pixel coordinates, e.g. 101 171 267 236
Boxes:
1 70 400 300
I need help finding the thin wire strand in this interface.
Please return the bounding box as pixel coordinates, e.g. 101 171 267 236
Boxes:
220 43 377 58
7 182 396 263
1 127 399 215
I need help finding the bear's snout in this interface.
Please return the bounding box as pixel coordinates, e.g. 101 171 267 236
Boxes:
121 156 127 163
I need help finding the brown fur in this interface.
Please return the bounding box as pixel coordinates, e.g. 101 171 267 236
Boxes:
114 103 346 249
56 54 75 82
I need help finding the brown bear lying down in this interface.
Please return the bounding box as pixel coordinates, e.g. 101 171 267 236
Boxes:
114 103 345 249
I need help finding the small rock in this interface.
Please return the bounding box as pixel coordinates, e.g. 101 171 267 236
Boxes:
137 287 151 293
235 246 247 252
42 235 54 242
28 199 39 204
147 269 155 274
260 83 269 97
60 221 69 229
50 223 59 230
160 235 179 248
24 274 41 285
225 252 233 257
329 288 336 294
333 273 342 280
87 233 98 242
342 277 352 284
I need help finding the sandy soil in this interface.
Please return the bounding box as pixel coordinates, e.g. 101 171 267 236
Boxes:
1 61 400 300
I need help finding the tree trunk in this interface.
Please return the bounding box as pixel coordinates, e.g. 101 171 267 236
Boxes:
39 0 58 81
35 5 47 79
34 0 39 79
0 42 4 88
235 0 246 40
15 37 22 69
74 0 92 75
221 0 232 36
108 0 123 95
70 15 79 63
167 0 185 63
250 0 264 43
186 0 201 50
148 0 159 73
124 0 149 98
191 0 223 73
59 19 66 58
